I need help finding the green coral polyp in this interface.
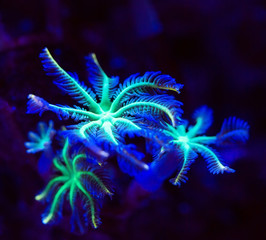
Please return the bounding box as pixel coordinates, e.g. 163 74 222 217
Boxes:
78 110 141 145
27 48 183 148
159 106 238 186
36 139 112 229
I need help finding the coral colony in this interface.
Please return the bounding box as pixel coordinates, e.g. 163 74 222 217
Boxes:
26 48 249 232
152 107 249 187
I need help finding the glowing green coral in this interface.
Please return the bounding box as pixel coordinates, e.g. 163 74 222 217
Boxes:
36 139 112 229
27 48 182 143
25 48 250 232
27 47 183 170
158 106 249 186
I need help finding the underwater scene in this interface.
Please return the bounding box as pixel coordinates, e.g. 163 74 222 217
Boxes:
0 0 265 240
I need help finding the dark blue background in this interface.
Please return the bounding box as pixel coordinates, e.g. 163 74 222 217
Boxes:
0 0 265 239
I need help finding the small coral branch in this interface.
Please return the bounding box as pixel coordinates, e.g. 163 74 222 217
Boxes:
35 139 113 231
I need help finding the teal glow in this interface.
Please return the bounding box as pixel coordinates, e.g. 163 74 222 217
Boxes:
27 48 183 148
36 139 112 229
160 106 238 187
177 136 189 144
27 48 183 171
25 120 55 153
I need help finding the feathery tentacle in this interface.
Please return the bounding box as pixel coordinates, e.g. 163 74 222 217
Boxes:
113 94 182 126
85 53 119 110
111 71 183 112
169 146 197 186
40 48 101 113
27 94 100 121
217 117 249 145
191 143 235 174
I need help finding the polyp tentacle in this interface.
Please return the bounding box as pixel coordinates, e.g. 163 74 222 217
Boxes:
35 176 69 201
72 154 86 172
79 120 102 138
42 181 71 224
78 171 112 196
49 104 101 120
187 118 203 138
41 48 101 113
111 83 179 113
113 118 141 131
190 136 216 144
75 181 98 229
102 121 118 145
113 102 176 126
190 143 230 174
171 148 190 186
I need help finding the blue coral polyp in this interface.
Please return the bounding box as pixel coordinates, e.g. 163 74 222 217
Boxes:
27 47 183 170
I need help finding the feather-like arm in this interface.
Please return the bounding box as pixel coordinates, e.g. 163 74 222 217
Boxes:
79 120 101 138
113 95 182 126
78 171 113 197
53 157 68 174
35 176 69 201
113 118 141 136
72 154 86 172
85 54 118 110
110 72 183 112
187 106 213 138
42 181 70 224
40 48 101 113
216 117 249 145
101 121 118 145
75 181 99 228
114 102 176 126
27 94 100 121
169 145 197 186
190 136 216 144
190 143 235 174
69 182 76 211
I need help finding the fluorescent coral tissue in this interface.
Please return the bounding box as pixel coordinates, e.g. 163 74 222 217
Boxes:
26 48 249 233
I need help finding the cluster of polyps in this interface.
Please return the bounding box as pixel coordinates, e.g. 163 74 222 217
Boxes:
26 48 249 233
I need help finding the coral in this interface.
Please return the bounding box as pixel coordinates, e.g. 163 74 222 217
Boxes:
155 106 249 187
25 48 250 232
27 48 183 170
35 138 113 231
25 120 55 154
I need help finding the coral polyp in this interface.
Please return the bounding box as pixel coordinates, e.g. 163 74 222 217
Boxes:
36 139 112 230
25 120 55 154
27 48 183 170
157 106 249 186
